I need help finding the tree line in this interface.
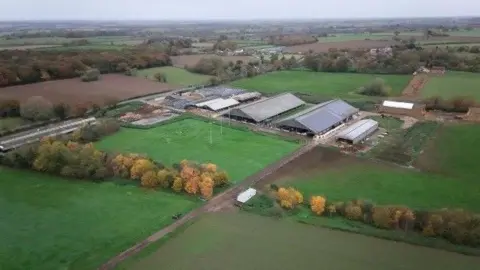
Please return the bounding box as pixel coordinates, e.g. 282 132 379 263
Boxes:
273 186 480 248
0 49 172 87
303 44 480 74
186 55 299 85
1 128 229 199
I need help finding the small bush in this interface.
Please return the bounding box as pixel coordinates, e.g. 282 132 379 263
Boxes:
154 72 167 82
81 68 100 82
357 78 391 96
20 96 54 121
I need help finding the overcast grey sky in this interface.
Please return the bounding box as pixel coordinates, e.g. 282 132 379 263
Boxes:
1 0 479 20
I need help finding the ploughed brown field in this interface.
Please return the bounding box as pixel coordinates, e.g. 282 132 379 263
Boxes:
171 54 256 67
284 40 394 53
0 74 180 105
284 36 480 53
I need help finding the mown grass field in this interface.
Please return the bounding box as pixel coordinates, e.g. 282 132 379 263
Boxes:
416 123 480 181
136 66 212 86
96 118 300 182
0 167 198 270
119 213 480 270
268 122 480 212
230 70 411 99
421 71 480 101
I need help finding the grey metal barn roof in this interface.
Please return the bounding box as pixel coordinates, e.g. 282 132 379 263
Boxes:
336 119 379 143
227 93 305 122
276 99 359 133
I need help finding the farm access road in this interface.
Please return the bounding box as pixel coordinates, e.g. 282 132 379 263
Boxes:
99 139 319 270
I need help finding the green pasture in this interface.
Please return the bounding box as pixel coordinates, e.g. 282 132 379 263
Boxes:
96 118 300 182
136 66 212 86
120 213 480 270
230 70 411 100
421 71 480 101
0 167 198 270
417 123 480 181
0 117 28 132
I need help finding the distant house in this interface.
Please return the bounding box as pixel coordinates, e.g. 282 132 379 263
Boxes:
430 66 446 75
369 47 393 56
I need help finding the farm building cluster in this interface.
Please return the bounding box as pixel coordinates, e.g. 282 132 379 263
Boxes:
145 86 383 145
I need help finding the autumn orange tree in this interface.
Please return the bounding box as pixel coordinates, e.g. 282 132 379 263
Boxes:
310 196 326 215
130 158 157 180
277 187 303 209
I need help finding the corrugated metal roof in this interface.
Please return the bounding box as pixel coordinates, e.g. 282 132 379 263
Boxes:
207 98 240 111
337 119 378 142
229 93 305 122
195 98 225 107
382 100 414 110
276 99 359 133
237 188 257 203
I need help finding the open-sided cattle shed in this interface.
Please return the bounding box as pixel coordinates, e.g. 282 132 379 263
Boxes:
195 98 240 111
336 119 379 144
225 93 305 123
276 99 359 135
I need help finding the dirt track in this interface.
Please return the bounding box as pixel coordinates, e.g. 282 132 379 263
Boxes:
99 141 317 270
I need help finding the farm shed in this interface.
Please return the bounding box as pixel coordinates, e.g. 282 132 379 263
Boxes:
378 100 426 118
232 92 262 102
225 93 305 123
236 188 257 205
336 119 379 144
276 99 359 135
195 98 240 111
0 117 96 152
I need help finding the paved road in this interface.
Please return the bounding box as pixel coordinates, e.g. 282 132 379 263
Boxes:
98 140 319 270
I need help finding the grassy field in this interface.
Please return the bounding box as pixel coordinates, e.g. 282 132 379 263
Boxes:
367 115 404 130
96 118 300 182
0 167 198 270
120 212 480 270
416 123 480 181
421 71 480 101
286 163 480 212
230 70 411 99
136 66 212 86
0 117 28 132
0 36 143 50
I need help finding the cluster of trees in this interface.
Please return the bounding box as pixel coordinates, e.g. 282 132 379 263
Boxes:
267 35 318 46
111 157 228 199
71 119 120 143
272 185 480 247
423 96 476 113
145 37 193 48
357 78 391 97
276 187 303 209
2 139 110 180
0 49 171 87
213 40 237 51
303 45 480 74
154 72 168 82
187 56 298 85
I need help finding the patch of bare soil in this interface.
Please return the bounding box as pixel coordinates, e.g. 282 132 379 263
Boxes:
283 40 394 53
0 74 180 105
